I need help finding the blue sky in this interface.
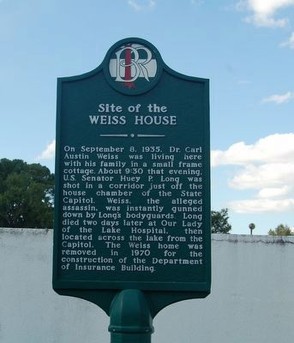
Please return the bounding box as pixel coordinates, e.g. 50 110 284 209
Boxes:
0 0 293 234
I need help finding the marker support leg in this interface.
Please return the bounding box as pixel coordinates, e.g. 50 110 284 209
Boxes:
108 289 154 343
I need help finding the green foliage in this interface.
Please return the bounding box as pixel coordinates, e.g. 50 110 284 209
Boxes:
211 208 232 234
249 223 255 230
0 158 54 228
249 222 255 235
268 224 293 236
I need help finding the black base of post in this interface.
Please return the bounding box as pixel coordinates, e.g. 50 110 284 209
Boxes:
110 333 152 343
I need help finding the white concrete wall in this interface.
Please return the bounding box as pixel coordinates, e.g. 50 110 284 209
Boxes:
0 228 293 343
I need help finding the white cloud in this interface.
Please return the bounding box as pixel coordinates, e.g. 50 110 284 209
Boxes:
280 31 294 49
212 133 294 213
262 91 294 104
237 79 252 85
211 133 294 167
37 140 55 160
229 162 294 189
190 0 204 5
128 0 156 11
257 185 291 198
229 198 294 213
238 0 294 27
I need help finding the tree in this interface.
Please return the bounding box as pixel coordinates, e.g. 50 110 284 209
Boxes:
268 224 293 236
249 223 255 235
211 208 232 234
0 159 54 228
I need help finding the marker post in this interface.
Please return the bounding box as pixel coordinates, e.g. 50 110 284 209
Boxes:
109 290 153 343
53 38 211 342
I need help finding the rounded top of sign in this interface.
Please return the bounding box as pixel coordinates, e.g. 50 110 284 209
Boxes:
103 37 163 95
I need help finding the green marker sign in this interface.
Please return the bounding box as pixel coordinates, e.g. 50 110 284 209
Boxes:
53 38 210 315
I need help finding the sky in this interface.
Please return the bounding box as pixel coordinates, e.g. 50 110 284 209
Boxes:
0 0 293 235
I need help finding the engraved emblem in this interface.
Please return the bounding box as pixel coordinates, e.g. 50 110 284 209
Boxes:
107 40 159 94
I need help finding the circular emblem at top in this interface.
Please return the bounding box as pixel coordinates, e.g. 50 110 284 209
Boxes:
104 38 162 95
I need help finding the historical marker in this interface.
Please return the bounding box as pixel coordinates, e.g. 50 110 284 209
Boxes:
53 38 210 335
